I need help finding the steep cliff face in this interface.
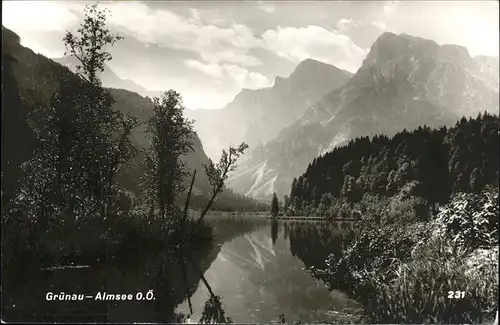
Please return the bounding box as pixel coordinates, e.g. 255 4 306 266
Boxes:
226 32 499 201
473 55 499 89
185 59 352 160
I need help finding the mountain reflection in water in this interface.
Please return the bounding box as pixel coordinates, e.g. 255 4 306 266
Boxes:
2 216 360 323
177 217 360 324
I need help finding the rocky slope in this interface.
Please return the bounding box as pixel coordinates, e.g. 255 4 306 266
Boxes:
185 59 352 160
473 55 499 89
226 32 499 201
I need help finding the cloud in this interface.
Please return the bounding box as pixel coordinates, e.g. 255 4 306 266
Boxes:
200 51 263 67
371 20 388 31
223 64 271 89
259 25 367 73
4 0 497 110
335 18 361 33
2 1 84 56
371 1 499 57
104 2 268 87
184 60 271 89
104 2 259 58
368 1 398 34
188 7 201 23
383 1 400 16
184 59 224 78
0 1 378 80
2 1 81 32
257 1 276 13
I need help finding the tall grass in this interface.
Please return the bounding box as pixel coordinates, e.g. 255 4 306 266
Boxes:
367 238 498 323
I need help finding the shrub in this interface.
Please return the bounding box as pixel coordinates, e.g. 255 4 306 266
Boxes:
316 221 429 295
432 188 498 251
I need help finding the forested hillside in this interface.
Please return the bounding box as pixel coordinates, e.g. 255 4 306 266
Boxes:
283 113 499 323
1 26 267 213
287 113 499 216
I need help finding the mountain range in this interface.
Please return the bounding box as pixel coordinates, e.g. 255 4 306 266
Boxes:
185 59 353 160
9 24 498 204
220 32 498 200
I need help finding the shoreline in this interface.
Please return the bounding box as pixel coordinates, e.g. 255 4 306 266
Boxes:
267 216 354 221
199 211 355 222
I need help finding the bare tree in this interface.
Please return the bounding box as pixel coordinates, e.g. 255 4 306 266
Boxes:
177 142 248 246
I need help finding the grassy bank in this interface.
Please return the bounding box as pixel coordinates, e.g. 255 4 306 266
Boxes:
311 186 498 323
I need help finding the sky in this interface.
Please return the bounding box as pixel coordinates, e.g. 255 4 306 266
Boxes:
3 0 499 109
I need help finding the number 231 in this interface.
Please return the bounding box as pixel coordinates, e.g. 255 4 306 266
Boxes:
448 291 465 298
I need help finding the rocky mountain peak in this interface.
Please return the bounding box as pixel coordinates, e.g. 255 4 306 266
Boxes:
437 44 473 67
227 32 498 201
229 87 257 106
292 58 331 72
287 58 353 96
190 58 352 160
352 31 496 104
273 76 288 88
289 58 346 82
364 32 479 73
363 32 438 69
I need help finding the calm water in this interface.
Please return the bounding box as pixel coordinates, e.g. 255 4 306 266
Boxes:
2 215 360 323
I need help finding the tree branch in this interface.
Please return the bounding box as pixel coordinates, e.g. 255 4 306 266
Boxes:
181 248 216 298
177 146 237 246
180 169 196 235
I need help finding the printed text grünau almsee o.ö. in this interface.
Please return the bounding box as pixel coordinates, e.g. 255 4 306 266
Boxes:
46 291 156 301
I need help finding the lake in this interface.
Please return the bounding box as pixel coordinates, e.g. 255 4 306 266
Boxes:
2 215 360 323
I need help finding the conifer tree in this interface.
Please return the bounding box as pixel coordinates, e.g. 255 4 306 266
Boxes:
285 113 499 215
271 192 279 218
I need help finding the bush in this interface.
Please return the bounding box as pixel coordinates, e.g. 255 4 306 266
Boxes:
432 188 498 251
315 187 498 323
316 221 430 295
